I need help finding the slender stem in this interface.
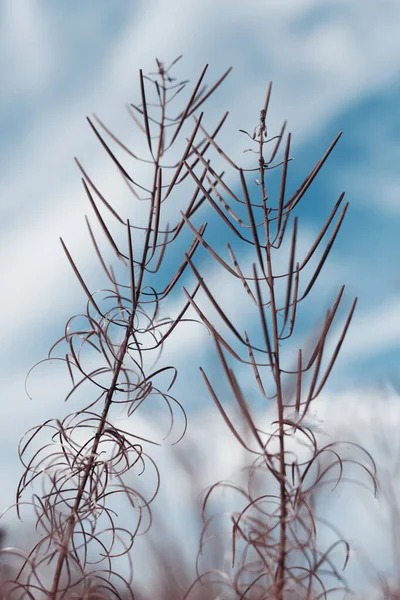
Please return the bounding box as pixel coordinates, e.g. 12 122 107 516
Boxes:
51 62 168 598
258 111 287 599
50 310 135 598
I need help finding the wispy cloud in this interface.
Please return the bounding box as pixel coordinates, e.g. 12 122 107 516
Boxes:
0 0 57 102
1 3 400 595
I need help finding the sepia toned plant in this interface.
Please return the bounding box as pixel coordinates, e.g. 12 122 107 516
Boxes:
178 83 378 599
0 57 231 599
0 58 378 599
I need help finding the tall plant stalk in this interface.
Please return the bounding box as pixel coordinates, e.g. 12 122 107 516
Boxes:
181 85 378 599
1 58 231 599
0 59 378 600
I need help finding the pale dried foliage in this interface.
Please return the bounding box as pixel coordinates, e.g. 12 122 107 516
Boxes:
0 58 382 599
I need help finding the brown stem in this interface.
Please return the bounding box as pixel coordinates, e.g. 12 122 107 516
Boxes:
50 310 135 598
259 109 287 599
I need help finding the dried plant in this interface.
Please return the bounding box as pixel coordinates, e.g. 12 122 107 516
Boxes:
0 57 231 599
176 83 378 599
0 58 378 599
340 394 400 598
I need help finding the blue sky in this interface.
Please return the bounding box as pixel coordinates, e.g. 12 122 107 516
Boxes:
1 0 400 597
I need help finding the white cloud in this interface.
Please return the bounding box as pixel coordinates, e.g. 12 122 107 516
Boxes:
2 4 400 595
0 0 57 100
2 0 400 368
325 296 400 365
2 328 400 596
